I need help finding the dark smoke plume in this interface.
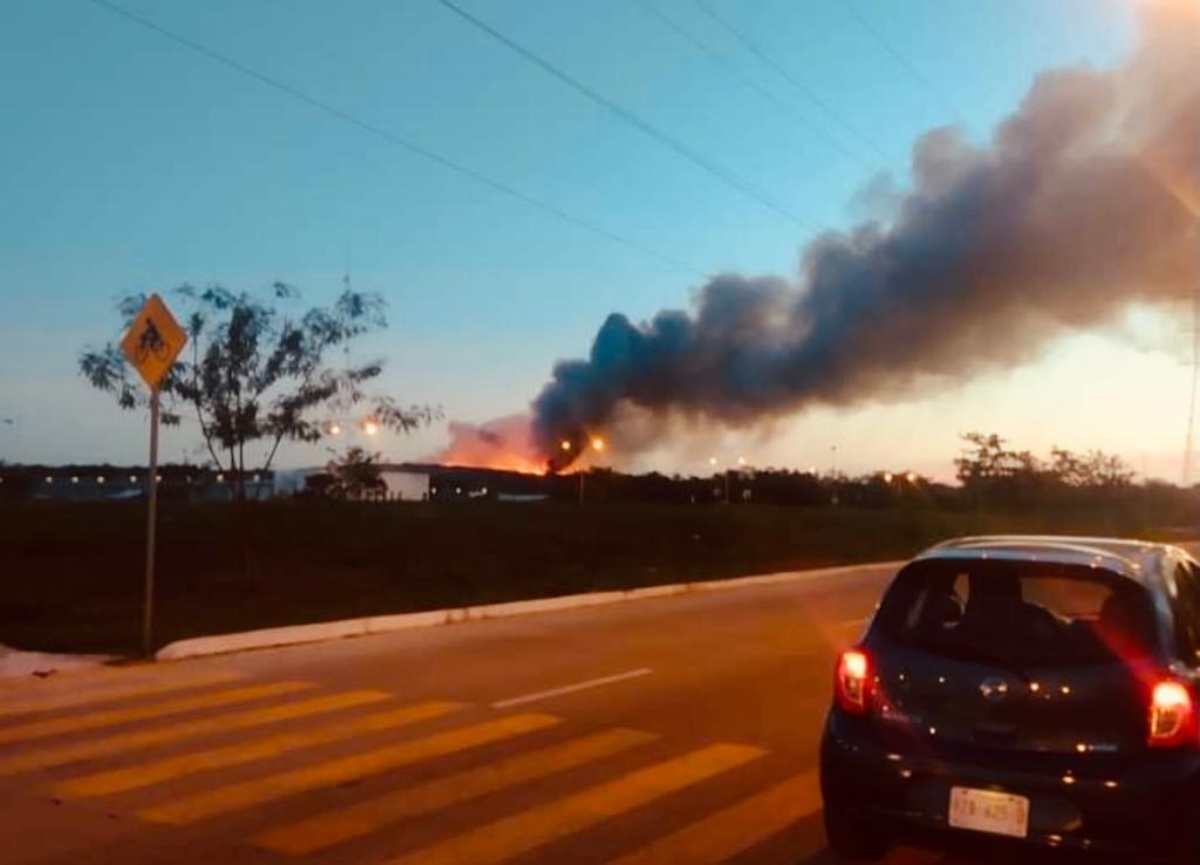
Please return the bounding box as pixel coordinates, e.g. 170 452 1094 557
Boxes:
533 5 1199 470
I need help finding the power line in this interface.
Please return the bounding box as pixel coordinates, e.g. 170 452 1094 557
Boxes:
433 0 819 234
80 0 702 277
694 0 889 164
633 0 874 172
839 0 959 121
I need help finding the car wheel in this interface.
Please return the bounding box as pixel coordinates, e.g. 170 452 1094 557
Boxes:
823 802 889 862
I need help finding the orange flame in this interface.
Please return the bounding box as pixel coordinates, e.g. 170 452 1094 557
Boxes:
432 414 547 475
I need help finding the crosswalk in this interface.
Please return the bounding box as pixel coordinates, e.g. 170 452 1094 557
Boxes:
0 664 873 864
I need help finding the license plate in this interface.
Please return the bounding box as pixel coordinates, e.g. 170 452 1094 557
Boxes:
948 787 1030 838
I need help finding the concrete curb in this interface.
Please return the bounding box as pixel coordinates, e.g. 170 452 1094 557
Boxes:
0 646 118 680
156 560 903 661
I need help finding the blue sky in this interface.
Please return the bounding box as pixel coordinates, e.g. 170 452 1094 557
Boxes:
5 0 1179 481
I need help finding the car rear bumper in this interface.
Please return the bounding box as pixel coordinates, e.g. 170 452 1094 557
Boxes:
820 712 1200 862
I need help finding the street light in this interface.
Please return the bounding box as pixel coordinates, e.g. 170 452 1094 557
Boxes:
709 456 738 504
328 421 342 436
579 436 605 503
830 446 840 507
362 419 379 437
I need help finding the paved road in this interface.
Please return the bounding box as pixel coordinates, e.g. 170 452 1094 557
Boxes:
0 564 1007 865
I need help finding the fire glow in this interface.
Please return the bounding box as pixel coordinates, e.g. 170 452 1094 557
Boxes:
434 414 547 475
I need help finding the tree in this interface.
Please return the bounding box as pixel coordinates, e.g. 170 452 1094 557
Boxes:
956 433 1136 509
1050 446 1133 489
1086 451 1134 488
1049 446 1087 487
954 432 1046 507
325 446 387 501
80 282 435 500
954 433 1042 485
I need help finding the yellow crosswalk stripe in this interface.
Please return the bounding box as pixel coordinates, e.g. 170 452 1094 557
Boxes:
0 670 242 718
383 742 766 865
0 689 393 776
139 713 561 825
54 700 463 798
254 727 657 855
0 681 313 745
608 771 822 865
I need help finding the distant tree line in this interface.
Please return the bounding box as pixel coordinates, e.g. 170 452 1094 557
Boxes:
953 432 1136 507
7 433 1199 530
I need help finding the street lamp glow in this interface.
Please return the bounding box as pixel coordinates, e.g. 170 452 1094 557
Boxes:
363 419 379 437
737 456 747 467
591 437 605 452
328 422 342 436
560 440 572 452
709 456 718 467
883 472 894 483
906 471 918 484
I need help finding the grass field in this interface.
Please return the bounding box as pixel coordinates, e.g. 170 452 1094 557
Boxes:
1 499 1192 656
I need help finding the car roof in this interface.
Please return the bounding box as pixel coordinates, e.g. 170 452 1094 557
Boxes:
914 535 1184 585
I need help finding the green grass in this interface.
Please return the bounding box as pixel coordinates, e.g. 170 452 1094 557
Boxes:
0 499 1190 656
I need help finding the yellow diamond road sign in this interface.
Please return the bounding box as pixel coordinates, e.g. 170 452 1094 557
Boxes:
120 293 188 391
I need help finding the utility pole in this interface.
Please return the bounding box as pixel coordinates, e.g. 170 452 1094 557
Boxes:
1186 281 1200 486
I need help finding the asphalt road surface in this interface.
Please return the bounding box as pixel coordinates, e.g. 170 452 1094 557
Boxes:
0 562 1055 865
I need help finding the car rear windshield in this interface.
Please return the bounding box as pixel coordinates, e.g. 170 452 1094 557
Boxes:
872 558 1158 667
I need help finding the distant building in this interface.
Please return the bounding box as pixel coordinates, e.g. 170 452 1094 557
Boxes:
284 464 433 501
0 462 560 504
406 463 552 502
378 464 431 501
0 465 275 502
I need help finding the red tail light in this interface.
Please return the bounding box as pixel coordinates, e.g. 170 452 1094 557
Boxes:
835 648 874 714
1147 679 1198 748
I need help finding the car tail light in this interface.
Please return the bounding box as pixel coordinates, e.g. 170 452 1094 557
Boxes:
1147 679 1198 748
835 648 874 714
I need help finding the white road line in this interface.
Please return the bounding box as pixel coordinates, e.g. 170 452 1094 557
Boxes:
840 616 871 628
491 668 653 709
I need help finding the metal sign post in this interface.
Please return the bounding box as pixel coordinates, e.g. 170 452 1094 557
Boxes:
120 293 187 658
144 389 160 658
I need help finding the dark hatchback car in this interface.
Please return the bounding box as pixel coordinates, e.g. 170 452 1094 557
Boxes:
820 536 1200 863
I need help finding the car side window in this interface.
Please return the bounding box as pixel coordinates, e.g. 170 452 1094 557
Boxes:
1171 562 1200 665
